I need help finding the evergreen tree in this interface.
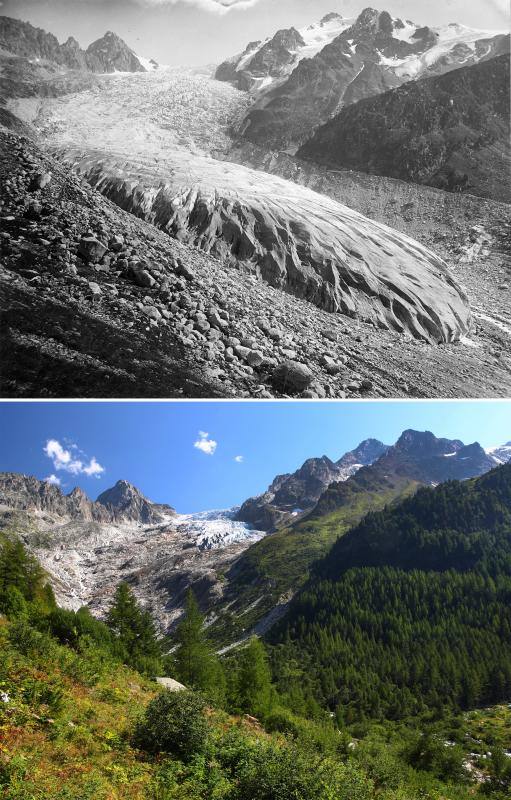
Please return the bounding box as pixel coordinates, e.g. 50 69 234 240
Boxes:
237 636 273 719
175 589 225 704
0 538 45 605
106 582 161 673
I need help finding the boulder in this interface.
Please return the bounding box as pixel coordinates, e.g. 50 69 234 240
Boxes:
78 236 107 262
272 360 313 394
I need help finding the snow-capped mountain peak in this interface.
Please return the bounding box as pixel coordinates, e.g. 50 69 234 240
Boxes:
486 443 511 465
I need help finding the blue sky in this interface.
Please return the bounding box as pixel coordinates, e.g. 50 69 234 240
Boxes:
0 401 509 513
2 1 507 67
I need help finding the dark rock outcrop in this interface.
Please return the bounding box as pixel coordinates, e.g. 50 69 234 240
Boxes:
0 16 145 74
85 31 146 74
298 55 511 202
97 479 175 523
236 438 389 530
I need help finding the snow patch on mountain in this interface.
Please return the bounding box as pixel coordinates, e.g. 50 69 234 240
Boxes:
391 22 507 78
299 13 355 58
486 444 511 464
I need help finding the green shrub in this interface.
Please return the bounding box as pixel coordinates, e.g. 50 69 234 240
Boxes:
133 690 209 760
228 739 372 800
3 586 28 620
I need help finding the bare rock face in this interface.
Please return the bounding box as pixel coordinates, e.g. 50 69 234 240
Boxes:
0 16 146 74
0 473 108 521
0 473 173 524
97 479 175 524
236 438 389 531
85 31 146 74
59 148 471 343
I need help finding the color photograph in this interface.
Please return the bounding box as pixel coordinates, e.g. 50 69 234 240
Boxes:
0 0 510 798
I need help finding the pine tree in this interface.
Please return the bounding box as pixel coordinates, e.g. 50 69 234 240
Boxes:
0 538 45 604
175 589 225 704
237 636 272 719
106 582 161 673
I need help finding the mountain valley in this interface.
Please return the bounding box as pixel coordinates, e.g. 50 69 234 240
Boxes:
0 7 509 398
1 429 509 647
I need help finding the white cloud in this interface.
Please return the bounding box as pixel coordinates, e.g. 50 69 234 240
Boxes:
83 457 105 477
63 0 263 12
44 474 61 486
194 431 217 456
138 0 263 12
44 439 105 479
234 455 244 463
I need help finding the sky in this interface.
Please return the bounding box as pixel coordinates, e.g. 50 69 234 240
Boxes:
0 401 509 513
1 0 508 66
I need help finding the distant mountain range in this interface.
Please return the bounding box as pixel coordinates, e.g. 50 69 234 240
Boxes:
216 7 508 151
0 474 174 524
236 438 389 530
0 16 154 74
1 428 508 644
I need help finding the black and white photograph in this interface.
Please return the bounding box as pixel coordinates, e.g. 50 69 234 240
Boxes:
0 0 509 398
0 1 511 798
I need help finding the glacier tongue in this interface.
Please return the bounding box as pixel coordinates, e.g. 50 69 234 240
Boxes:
175 508 265 550
39 69 470 342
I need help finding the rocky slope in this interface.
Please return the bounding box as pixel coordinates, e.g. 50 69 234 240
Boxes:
0 473 265 630
298 55 510 202
0 473 174 524
30 71 472 344
236 438 388 530
2 128 510 398
228 7 508 150
0 16 146 73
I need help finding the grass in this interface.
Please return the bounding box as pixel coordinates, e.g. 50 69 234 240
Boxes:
0 617 155 799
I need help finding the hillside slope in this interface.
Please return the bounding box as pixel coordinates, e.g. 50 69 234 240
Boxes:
208 430 509 645
298 55 511 202
269 463 511 720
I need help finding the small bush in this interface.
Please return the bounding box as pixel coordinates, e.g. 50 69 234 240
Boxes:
133 690 209 761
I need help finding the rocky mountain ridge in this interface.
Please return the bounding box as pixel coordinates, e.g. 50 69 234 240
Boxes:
310 428 504 518
0 473 174 524
0 16 147 74
298 54 511 202
236 438 389 530
226 7 508 150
